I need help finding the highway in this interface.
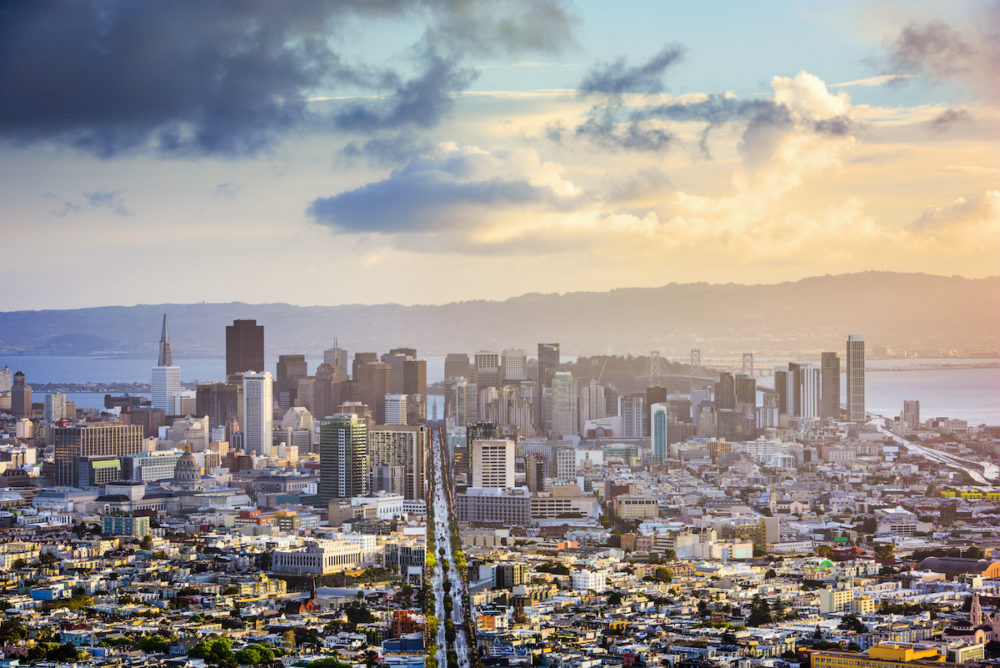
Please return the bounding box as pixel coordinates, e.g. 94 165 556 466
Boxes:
873 418 998 484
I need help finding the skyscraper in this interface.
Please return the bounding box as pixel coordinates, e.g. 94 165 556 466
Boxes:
151 365 180 415
501 349 527 381
323 340 349 371
0 366 11 394
318 414 368 503
368 424 426 500
549 371 576 437
226 319 264 378
903 400 920 430
11 371 31 418
157 314 172 366
242 371 273 456
621 393 645 438
384 394 408 425
444 353 471 381
276 354 308 409
474 351 501 388
536 343 559 427
715 372 737 410
650 403 668 462
820 352 840 420
44 393 67 424
351 352 378 381
799 365 820 419
359 362 391 424
846 334 866 423
196 382 243 430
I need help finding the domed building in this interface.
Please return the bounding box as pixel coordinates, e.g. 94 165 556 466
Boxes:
173 444 202 489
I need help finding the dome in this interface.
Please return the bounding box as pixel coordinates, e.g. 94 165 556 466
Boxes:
173 444 201 485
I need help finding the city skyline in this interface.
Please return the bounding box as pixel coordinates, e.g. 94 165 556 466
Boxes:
1 1 997 310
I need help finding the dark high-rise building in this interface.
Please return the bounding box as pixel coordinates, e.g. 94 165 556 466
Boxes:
846 335 866 423
604 387 620 417
313 363 347 420
536 343 560 426
226 319 264 377
54 423 143 487
715 372 737 410
157 314 172 366
403 359 427 424
820 352 840 420
352 352 378 381
774 369 789 415
276 354 308 410
11 371 31 419
787 363 803 417
318 414 368 503
444 353 471 381
716 409 745 442
359 362 392 424
323 340 349 371
644 385 667 436
735 374 756 407
196 382 243 430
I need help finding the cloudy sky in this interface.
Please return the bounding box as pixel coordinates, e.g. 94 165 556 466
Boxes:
2 0 997 310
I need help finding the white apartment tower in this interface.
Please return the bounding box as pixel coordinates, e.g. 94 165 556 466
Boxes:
384 393 408 425
242 371 274 456
471 439 516 489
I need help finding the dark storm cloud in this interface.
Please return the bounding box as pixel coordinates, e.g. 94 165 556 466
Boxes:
308 148 575 233
575 108 675 151
339 134 433 167
424 0 579 57
928 108 973 132
331 50 477 132
579 44 685 96
883 14 1000 97
0 0 576 158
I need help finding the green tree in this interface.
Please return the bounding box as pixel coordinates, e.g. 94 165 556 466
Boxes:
607 592 623 606
139 535 154 550
765 568 777 579
747 595 773 627
0 618 28 644
136 635 170 654
839 614 868 633
234 643 274 665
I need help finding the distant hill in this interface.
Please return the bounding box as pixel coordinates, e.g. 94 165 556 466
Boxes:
0 272 996 359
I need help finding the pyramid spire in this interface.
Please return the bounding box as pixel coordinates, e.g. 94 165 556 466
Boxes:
157 313 173 366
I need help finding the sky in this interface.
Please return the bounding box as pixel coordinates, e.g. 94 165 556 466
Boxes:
1 0 998 310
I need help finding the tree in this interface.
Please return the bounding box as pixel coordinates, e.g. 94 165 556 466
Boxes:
136 635 170 654
38 552 60 566
839 614 868 633
873 543 895 561
234 644 274 665
0 618 28 644
747 595 773 627
607 592 623 606
765 568 777 579
189 635 234 665
813 545 832 558
11 558 26 570
140 535 154 550
962 545 985 559
653 567 672 583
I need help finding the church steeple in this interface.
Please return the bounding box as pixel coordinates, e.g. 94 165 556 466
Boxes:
970 593 983 627
158 313 173 366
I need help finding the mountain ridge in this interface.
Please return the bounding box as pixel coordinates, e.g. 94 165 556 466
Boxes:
0 272 997 358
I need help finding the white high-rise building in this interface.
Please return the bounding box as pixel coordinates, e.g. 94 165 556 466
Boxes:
44 393 67 424
578 379 606 433
151 365 181 414
846 334 866 423
0 366 12 393
799 366 820 419
471 439 515 489
549 371 577 437
242 371 274 456
501 349 527 381
384 393 408 425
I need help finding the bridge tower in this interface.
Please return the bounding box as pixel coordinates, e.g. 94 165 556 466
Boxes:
741 352 754 376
